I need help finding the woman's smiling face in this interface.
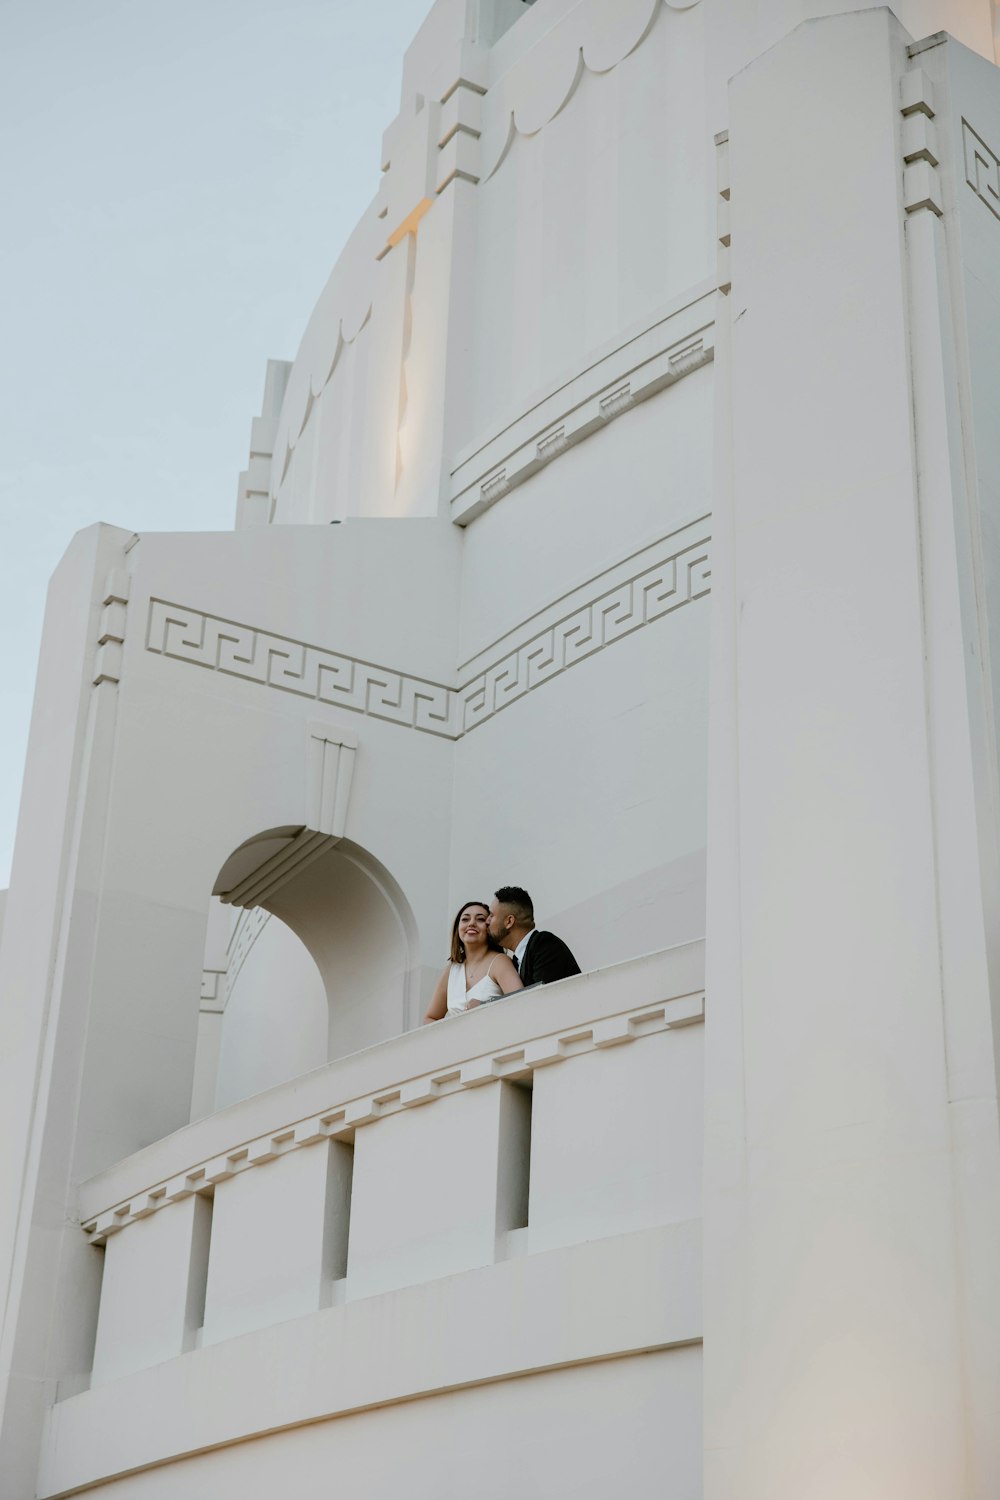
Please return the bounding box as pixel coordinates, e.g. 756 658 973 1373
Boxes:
458 905 489 945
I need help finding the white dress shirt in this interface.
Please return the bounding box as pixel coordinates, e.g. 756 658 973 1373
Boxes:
512 931 534 971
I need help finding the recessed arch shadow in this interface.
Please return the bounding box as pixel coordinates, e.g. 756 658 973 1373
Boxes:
213 827 419 1077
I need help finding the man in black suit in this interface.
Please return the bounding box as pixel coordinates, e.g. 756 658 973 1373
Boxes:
488 886 581 987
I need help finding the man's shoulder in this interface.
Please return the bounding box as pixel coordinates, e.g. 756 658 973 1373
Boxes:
533 929 569 949
523 928 581 982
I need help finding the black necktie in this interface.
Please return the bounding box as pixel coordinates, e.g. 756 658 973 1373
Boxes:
511 953 519 973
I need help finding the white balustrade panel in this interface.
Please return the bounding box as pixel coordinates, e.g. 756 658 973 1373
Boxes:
346 1080 530 1300
528 1022 703 1253
91 1195 210 1386
202 1139 352 1345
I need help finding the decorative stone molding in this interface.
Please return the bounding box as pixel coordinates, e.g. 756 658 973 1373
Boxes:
146 597 456 735
900 66 943 217
236 360 291 527
479 0 703 183
93 568 131 687
450 288 715 523
436 78 485 194
226 907 271 997
270 0 710 509
962 118 1000 222
143 515 711 739
200 970 227 1013
80 987 703 1244
715 131 731 297
375 97 443 262
271 210 380 493
217 829 342 909
212 736 358 907
455 518 711 732
308 721 357 840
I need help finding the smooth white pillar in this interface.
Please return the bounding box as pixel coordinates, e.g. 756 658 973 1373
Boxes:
704 13 1000 1497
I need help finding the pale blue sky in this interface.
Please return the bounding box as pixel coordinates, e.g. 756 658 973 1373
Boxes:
0 0 431 884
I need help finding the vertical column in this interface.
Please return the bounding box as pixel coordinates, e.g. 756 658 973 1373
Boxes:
0 524 135 1496
703 10 1000 1497
904 38 1000 1497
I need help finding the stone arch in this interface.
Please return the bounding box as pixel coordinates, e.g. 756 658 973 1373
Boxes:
210 827 419 1102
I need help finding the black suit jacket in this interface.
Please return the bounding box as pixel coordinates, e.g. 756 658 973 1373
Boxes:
518 930 581 987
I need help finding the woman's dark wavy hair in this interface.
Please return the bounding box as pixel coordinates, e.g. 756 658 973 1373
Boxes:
449 900 502 963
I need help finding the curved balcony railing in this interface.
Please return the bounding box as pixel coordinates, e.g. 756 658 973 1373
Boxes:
40 943 704 1499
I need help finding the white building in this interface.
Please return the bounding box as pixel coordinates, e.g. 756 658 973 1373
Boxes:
3 0 1000 1494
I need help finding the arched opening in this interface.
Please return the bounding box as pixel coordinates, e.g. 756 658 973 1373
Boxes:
194 828 418 1114
261 840 417 1060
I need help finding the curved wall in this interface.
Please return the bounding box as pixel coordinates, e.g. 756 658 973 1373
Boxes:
259 0 721 977
256 0 997 977
265 0 997 532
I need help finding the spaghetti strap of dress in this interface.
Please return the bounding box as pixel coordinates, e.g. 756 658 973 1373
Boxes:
446 959 504 1015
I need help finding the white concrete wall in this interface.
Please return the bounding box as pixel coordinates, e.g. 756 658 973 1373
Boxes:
213 911 326 1110
703 14 1000 1499
5 2 1000 1498
265 0 996 534
43 1350 703 1500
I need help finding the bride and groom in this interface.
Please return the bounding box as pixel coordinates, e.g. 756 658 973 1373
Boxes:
423 885 581 1022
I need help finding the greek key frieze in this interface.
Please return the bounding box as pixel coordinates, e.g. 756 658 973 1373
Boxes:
456 536 711 732
963 119 1000 222
144 523 711 738
146 600 458 736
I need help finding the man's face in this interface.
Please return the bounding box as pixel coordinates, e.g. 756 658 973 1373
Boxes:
488 899 515 947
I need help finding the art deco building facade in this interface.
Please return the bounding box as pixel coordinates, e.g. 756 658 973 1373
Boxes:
3 0 1000 1494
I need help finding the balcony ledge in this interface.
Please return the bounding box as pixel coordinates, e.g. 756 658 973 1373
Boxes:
79 941 705 1242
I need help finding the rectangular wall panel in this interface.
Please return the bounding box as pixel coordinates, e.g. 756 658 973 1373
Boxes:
202 1141 352 1345
347 1081 529 1299
528 1027 703 1253
91 1195 211 1386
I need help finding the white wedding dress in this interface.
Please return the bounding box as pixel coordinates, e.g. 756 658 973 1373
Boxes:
446 957 503 1016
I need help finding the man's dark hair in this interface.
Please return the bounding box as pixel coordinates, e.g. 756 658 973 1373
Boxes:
494 886 534 926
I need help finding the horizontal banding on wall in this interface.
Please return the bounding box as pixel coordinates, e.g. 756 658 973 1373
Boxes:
450 285 716 525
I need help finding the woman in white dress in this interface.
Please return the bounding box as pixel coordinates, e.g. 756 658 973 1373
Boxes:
423 900 523 1021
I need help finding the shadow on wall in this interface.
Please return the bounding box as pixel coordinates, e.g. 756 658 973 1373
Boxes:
196 830 419 1116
